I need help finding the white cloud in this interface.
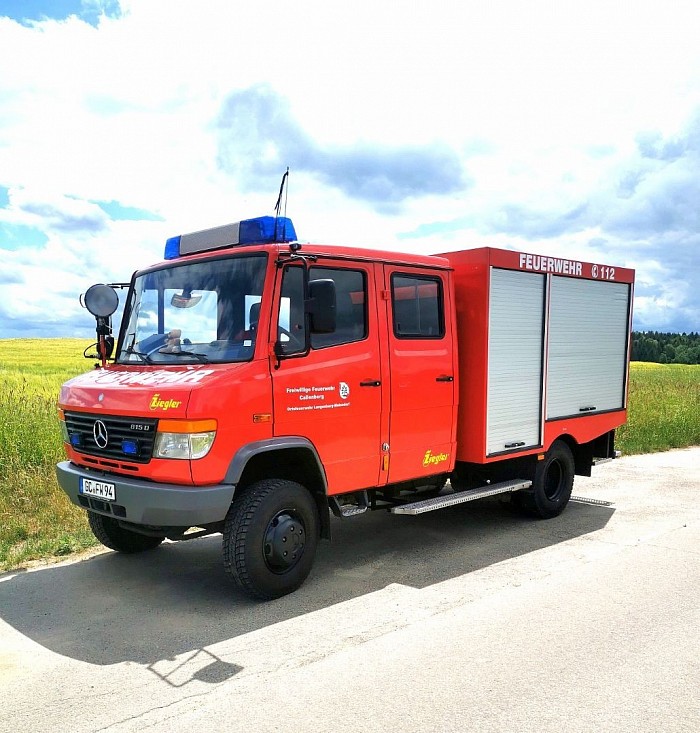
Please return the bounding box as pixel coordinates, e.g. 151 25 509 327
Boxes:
1 0 700 337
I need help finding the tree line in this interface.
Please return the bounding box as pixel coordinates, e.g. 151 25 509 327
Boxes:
631 332 700 364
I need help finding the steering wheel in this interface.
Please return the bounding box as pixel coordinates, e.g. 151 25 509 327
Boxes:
145 331 186 356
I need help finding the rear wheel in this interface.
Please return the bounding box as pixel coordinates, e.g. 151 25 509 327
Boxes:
223 479 319 600
87 512 164 553
513 440 574 518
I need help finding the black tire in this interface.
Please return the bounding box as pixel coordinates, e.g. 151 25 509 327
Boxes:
222 479 319 600
513 440 574 518
87 511 164 553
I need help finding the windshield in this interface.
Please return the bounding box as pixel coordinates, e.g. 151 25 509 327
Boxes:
116 254 267 365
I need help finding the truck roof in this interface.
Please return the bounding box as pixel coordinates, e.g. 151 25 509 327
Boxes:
142 240 453 273
288 242 452 269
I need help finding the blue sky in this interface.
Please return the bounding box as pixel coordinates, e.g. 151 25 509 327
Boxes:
1 0 699 338
0 0 120 26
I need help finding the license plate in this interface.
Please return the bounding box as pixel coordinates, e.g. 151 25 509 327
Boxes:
79 478 116 502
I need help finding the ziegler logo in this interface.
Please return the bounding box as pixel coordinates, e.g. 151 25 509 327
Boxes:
423 450 449 467
149 393 182 411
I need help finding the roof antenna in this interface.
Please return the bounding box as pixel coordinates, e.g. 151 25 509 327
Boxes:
274 167 289 218
274 167 290 242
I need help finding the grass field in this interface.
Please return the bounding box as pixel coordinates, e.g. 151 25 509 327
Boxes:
1 339 699 571
616 362 700 455
0 339 95 571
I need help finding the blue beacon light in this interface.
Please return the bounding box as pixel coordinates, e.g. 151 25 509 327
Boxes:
164 216 297 259
164 236 181 260
121 439 139 456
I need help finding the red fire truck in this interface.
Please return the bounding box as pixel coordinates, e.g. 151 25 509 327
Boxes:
56 215 634 599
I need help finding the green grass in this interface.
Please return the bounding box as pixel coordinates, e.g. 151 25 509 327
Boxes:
617 362 700 454
0 339 97 570
0 341 698 572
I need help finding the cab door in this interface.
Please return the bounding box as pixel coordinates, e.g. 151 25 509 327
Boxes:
382 265 457 483
271 260 383 495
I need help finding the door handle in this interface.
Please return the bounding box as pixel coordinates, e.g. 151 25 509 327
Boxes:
360 380 381 387
436 375 454 382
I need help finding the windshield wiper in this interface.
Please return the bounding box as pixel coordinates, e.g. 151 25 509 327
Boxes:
123 348 154 364
158 350 211 363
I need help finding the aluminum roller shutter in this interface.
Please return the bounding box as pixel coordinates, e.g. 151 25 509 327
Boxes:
546 277 630 419
487 269 545 455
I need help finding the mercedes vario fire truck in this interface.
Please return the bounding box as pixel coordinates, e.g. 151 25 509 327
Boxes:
56 215 634 599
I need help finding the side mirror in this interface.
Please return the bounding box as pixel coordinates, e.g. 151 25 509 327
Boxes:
307 279 336 333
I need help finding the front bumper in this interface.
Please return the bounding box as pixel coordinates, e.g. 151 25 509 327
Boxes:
56 461 235 527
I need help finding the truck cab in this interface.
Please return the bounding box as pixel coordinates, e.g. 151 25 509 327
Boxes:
57 217 460 597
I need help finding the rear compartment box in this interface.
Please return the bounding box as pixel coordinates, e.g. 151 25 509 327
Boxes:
440 247 635 463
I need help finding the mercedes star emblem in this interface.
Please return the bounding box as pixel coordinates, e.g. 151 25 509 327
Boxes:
93 420 109 449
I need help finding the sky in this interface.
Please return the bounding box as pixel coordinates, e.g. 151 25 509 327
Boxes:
1 0 699 339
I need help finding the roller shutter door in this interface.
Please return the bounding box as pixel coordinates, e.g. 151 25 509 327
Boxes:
546 277 630 419
487 269 545 455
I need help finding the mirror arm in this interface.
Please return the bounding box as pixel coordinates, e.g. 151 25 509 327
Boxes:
275 253 317 267
95 315 113 368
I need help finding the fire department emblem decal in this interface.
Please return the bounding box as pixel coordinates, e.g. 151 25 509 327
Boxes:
339 382 350 400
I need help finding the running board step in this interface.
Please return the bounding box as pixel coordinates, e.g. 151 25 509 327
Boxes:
329 493 369 518
389 479 532 515
593 450 622 466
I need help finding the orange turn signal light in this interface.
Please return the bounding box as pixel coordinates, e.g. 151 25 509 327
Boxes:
157 419 217 433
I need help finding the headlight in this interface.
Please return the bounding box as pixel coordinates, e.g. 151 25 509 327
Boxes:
154 419 217 460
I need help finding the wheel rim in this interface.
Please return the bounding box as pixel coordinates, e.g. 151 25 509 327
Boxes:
544 460 564 501
263 510 306 574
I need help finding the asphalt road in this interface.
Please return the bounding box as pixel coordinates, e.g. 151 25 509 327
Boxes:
1 448 698 732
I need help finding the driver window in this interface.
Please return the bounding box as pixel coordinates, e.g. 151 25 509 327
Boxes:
278 266 306 353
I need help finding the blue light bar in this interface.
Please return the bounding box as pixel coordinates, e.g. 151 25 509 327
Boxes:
163 216 297 259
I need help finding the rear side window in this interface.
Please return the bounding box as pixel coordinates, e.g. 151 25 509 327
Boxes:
391 273 444 339
310 267 367 349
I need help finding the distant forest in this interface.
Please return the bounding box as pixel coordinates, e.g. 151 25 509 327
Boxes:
631 332 700 363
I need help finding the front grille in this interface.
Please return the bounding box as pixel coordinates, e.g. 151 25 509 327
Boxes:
64 412 158 464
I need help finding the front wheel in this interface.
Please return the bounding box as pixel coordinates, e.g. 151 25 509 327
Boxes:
513 440 574 518
87 512 164 553
222 479 319 600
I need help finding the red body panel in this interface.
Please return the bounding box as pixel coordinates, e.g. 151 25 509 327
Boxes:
59 361 273 486
270 259 384 494
380 264 458 481
439 248 491 463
